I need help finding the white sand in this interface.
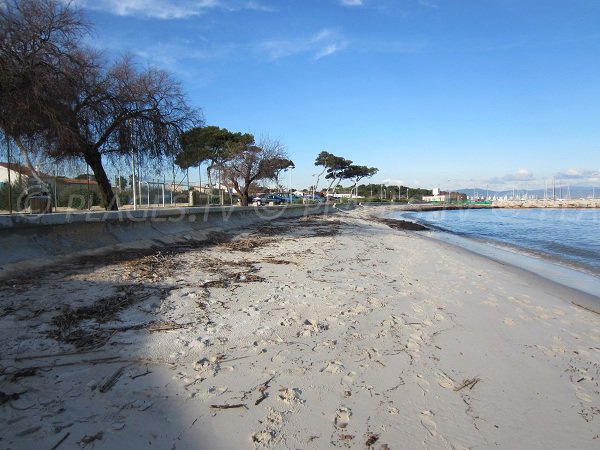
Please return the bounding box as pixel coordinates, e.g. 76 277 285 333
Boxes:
1 208 599 449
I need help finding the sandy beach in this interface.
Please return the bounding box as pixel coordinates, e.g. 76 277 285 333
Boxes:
1 207 599 449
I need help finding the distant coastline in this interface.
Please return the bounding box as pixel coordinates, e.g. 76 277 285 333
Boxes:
365 198 600 211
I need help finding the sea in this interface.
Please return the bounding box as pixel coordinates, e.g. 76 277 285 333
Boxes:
388 208 600 298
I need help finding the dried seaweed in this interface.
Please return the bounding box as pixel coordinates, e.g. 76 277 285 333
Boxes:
259 258 296 265
311 226 340 237
48 285 154 349
370 216 429 231
197 258 257 273
0 391 24 405
222 237 276 252
8 368 37 382
119 251 179 283
253 224 293 236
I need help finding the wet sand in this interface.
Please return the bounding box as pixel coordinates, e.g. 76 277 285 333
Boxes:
1 209 599 449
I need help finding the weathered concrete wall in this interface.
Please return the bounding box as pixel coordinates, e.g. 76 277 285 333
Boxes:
0 204 354 280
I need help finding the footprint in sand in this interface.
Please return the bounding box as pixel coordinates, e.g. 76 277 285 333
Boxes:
278 387 304 405
347 304 370 315
411 303 424 314
575 387 593 403
252 429 275 445
297 319 329 337
280 316 299 327
322 360 345 374
481 300 498 307
367 297 385 308
342 371 357 385
437 372 455 390
193 356 221 377
335 407 352 429
415 374 430 395
420 410 437 437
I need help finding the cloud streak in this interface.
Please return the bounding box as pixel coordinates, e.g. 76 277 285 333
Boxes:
487 169 534 185
418 0 438 9
340 0 363 6
73 0 273 19
555 168 600 180
259 29 346 60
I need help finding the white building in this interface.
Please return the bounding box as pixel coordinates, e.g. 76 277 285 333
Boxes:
422 187 448 202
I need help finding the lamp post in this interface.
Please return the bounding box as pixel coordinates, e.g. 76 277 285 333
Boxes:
144 181 150 208
6 138 12 214
288 164 295 204
131 122 137 210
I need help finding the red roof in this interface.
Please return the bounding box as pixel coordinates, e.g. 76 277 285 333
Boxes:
57 177 98 185
0 162 51 178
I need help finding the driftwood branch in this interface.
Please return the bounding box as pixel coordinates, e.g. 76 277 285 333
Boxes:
454 377 481 392
210 403 248 410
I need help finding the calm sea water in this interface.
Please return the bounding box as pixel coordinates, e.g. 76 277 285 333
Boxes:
391 208 600 276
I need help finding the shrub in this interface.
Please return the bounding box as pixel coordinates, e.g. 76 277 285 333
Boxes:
0 181 28 211
58 186 101 209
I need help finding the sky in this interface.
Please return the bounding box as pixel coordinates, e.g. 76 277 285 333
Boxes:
73 0 600 191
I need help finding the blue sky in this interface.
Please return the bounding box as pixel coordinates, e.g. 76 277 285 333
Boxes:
75 0 600 191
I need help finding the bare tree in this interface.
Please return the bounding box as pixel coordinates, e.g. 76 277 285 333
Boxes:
220 136 290 206
177 127 290 206
0 0 201 210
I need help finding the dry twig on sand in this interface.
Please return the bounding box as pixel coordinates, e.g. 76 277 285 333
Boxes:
454 377 481 391
210 403 248 410
99 366 127 393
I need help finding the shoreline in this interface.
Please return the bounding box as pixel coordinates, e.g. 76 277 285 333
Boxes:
371 207 600 311
381 206 600 292
1 209 599 449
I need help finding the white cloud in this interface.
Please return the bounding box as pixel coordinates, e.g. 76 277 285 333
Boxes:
340 0 363 6
418 0 438 9
515 169 533 179
259 29 346 60
72 0 273 19
487 169 535 185
555 168 600 180
313 43 339 60
382 178 405 186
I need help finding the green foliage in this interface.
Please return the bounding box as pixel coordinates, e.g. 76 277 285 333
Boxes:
58 186 101 209
314 151 378 195
177 126 290 206
357 184 432 201
0 181 27 211
114 175 127 188
177 126 254 169
118 190 131 205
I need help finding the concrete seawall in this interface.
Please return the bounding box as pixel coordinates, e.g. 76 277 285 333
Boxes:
0 204 353 280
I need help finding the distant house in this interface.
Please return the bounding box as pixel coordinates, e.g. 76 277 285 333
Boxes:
0 162 98 194
423 187 466 203
0 162 51 186
422 187 447 202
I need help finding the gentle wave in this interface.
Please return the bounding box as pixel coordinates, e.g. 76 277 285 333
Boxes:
390 208 600 276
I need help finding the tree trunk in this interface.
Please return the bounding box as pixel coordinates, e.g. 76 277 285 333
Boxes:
84 149 118 211
239 184 249 206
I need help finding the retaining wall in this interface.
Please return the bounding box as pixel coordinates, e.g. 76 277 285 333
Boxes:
0 203 354 280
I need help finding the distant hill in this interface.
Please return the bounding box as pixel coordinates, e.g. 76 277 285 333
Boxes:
458 186 599 200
